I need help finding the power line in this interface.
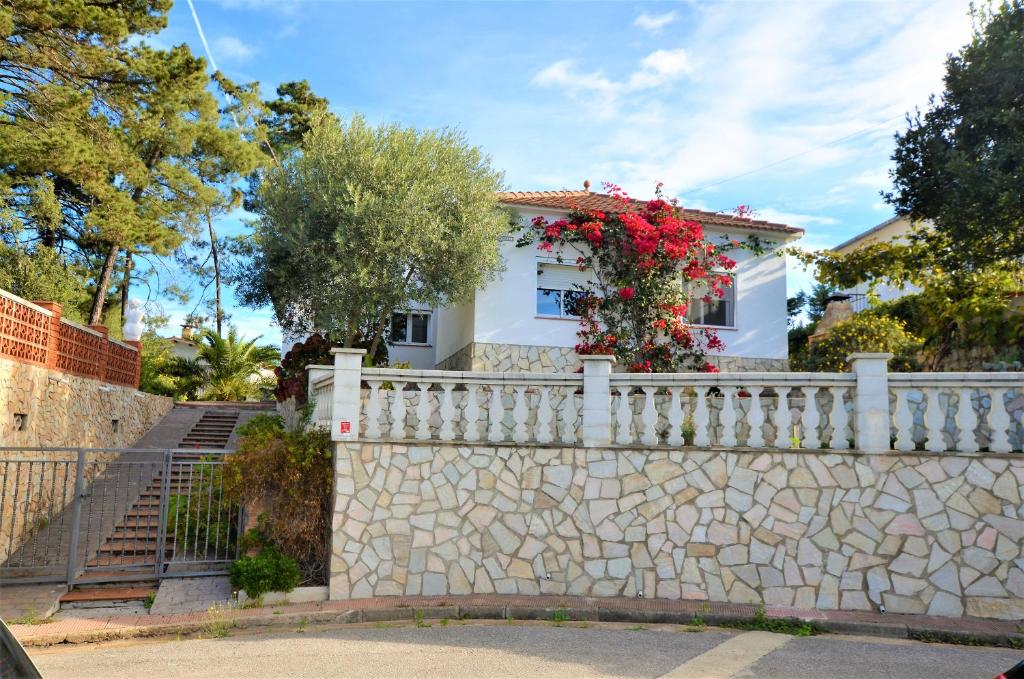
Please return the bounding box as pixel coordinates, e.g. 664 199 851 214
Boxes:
683 114 906 194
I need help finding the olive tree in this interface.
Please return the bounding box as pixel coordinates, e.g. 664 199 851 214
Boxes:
237 113 508 359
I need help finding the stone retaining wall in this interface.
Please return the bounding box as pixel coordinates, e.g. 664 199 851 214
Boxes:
434 342 787 373
331 442 1024 620
1 357 172 447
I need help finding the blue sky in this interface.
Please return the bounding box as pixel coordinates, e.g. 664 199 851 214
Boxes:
150 0 974 345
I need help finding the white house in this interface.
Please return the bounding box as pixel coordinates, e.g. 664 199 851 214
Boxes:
389 189 803 372
833 216 923 306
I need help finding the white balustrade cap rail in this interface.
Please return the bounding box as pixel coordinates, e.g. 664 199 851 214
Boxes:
361 367 583 386
888 372 1023 387
610 372 856 387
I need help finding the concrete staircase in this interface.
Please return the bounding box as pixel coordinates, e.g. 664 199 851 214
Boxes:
60 403 274 610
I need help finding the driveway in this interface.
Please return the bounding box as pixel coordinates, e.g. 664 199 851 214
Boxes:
28 621 1022 678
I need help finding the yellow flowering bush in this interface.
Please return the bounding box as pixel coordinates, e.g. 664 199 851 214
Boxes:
797 313 922 372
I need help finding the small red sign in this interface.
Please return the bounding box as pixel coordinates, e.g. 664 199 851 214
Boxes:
340 421 352 434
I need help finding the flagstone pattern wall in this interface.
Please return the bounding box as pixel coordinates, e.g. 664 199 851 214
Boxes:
331 442 1024 620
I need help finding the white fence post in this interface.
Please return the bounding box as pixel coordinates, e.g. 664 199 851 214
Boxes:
849 352 892 453
331 348 366 442
580 355 615 447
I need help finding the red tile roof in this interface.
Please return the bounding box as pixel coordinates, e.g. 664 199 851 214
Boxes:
498 190 803 236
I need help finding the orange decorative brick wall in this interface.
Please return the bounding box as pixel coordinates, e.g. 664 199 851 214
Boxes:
0 289 140 388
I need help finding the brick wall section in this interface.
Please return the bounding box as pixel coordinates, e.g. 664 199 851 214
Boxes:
0 289 140 388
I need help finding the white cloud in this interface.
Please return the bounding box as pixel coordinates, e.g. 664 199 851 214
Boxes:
634 10 679 33
213 35 256 62
532 48 693 117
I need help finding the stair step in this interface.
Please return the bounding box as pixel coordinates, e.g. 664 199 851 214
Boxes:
96 542 173 554
61 587 155 603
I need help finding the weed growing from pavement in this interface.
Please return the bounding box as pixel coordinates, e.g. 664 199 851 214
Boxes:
374 622 395 629
296 616 309 632
625 625 646 631
688 616 706 630
143 593 156 610
440 618 449 627
550 608 569 627
414 610 431 628
203 604 234 638
9 608 53 625
721 605 817 637
576 622 590 629
239 595 264 610
910 630 1024 650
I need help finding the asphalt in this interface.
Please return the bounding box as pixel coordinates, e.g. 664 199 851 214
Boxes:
26 621 1024 679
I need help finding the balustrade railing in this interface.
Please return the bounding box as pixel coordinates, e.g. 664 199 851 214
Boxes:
309 349 1023 454
608 373 856 449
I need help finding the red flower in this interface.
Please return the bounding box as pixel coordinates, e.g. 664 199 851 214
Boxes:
618 286 635 300
702 362 720 373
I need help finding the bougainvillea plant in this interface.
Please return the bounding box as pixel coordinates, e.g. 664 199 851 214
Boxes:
273 333 335 404
518 183 744 373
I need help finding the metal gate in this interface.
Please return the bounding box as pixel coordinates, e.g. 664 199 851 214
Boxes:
0 448 243 586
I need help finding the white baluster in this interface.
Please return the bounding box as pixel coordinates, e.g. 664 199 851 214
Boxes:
666 388 684 447
615 387 633 445
955 388 979 453
988 387 1012 454
924 388 945 453
463 384 481 442
438 383 456 441
720 386 737 447
773 387 792 448
893 388 914 452
801 387 821 448
829 387 850 450
389 381 407 439
536 386 554 444
693 388 711 447
488 385 505 442
512 386 529 443
640 386 658 446
560 386 579 444
415 382 432 440
746 387 764 448
365 380 383 439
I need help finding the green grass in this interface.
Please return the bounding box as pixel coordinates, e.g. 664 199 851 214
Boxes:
414 610 431 628
143 592 156 610
720 606 818 637
550 607 569 627
8 608 53 625
910 629 1024 649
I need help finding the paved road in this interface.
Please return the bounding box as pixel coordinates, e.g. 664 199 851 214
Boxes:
28 621 1023 678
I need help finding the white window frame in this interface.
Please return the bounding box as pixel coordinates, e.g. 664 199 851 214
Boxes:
686 273 737 329
390 311 431 346
536 263 590 320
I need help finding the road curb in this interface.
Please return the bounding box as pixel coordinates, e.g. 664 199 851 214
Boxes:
14 602 1024 650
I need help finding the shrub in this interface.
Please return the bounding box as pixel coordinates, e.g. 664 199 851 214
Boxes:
229 545 302 599
167 461 238 556
222 413 332 584
797 313 922 372
274 334 334 405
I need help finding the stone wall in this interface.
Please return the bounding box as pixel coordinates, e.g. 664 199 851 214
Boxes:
438 342 786 373
0 357 172 447
331 442 1024 620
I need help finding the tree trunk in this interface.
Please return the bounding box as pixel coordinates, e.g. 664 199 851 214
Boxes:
119 250 133 326
207 211 223 335
90 242 120 325
366 308 391 367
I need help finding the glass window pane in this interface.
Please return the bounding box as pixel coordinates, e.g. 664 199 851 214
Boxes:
562 290 587 318
390 313 407 343
537 288 561 316
703 298 729 327
410 314 429 344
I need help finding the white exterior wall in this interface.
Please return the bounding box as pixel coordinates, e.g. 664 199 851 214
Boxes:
387 303 437 369
470 208 790 361
836 216 921 304
434 301 475 366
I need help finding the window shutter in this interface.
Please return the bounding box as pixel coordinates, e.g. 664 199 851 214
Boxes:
537 263 593 291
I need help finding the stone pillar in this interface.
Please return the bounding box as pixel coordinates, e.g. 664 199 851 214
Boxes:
31 301 62 369
580 355 615 447
849 352 893 453
89 324 109 383
330 348 366 442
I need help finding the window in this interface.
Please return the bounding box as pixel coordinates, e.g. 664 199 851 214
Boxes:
686 274 736 327
537 263 592 318
390 312 430 345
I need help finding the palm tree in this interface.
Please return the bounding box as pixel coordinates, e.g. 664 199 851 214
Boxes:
176 328 281 401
